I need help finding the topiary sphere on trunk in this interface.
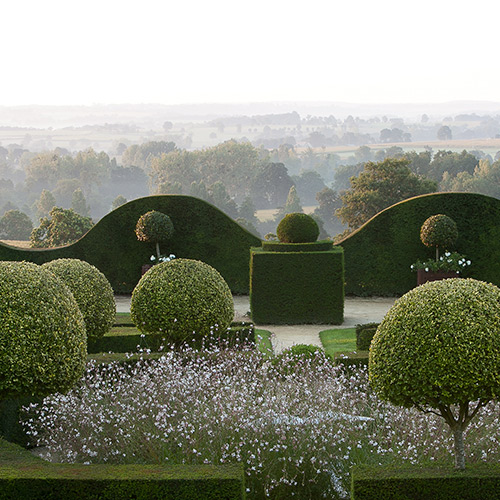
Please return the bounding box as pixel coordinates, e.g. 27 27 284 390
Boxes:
420 214 458 251
135 210 174 260
369 278 500 470
42 258 116 343
0 261 86 400
131 258 234 342
276 213 319 243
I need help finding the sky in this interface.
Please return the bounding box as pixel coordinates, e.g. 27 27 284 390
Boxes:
1 0 499 106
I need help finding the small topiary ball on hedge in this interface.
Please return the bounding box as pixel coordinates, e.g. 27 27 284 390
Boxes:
276 213 319 243
42 258 116 343
131 258 234 342
135 210 174 243
0 261 86 399
420 214 458 251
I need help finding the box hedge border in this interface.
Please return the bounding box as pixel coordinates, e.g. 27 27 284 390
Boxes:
0 195 261 294
261 240 333 252
337 192 500 296
250 246 344 324
0 439 245 500
351 463 500 500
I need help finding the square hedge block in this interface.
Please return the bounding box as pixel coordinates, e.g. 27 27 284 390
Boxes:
250 247 344 324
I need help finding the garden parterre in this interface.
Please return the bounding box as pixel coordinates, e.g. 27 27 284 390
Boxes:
23 347 500 500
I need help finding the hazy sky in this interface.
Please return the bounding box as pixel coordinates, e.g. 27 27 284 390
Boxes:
1 0 499 106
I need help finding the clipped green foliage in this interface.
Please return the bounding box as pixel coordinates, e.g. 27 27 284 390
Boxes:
131 258 234 342
420 214 458 251
0 210 33 240
0 195 262 294
338 192 500 296
370 278 500 407
370 278 500 469
42 259 115 343
30 207 93 248
250 247 344 324
355 322 379 351
276 212 319 243
135 210 174 243
261 240 333 252
351 463 500 500
0 261 86 400
271 344 330 376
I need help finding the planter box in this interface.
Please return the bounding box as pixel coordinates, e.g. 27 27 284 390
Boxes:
417 269 458 286
141 264 153 276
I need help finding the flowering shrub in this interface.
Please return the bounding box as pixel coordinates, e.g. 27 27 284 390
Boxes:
23 347 500 499
410 251 471 273
149 253 176 265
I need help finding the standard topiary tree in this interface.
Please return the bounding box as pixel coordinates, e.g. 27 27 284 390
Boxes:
0 261 86 400
369 278 500 470
420 214 458 261
42 259 116 343
276 212 319 243
135 210 174 260
131 258 234 343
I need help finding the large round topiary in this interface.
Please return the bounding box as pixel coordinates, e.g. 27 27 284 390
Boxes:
369 278 500 469
276 213 319 243
420 214 458 258
135 210 174 260
42 259 116 343
0 261 86 400
131 258 234 342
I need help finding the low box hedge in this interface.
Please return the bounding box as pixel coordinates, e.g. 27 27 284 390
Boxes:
351 463 500 500
250 246 344 324
355 323 379 351
88 322 255 353
0 439 246 500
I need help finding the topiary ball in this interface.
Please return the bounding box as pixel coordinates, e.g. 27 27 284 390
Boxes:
0 261 86 399
135 210 174 243
420 214 458 249
131 258 234 342
276 213 319 243
42 259 116 343
369 278 500 409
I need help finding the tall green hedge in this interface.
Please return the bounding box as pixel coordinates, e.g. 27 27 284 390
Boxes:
250 246 344 324
0 196 261 294
338 192 500 296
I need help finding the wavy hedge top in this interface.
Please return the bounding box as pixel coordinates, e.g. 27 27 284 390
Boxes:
337 192 500 296
0 195 262 294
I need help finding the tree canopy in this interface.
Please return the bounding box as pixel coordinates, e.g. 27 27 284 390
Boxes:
337 158 437 229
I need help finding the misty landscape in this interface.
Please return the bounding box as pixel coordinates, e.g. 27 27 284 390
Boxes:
2 100 500 244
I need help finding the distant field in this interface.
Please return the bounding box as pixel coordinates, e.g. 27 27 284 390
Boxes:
255 205 317 222
300 138 500 160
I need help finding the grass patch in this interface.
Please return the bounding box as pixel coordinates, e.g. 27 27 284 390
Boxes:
319 327 356 356
255 329 273 357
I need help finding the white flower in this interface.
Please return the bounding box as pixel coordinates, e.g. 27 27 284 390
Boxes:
425 267 429 272
150 255 155 261
467 260 471 265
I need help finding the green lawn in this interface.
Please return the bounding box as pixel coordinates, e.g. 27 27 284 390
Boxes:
319 327 357 356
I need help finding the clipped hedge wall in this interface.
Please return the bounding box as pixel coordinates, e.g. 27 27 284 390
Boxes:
0 195 261 294
0 439 246 500
337 192 500 296
250 247 344 324
351 463 500 500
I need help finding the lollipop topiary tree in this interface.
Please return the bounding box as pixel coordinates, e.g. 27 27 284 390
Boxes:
42 258 116 343
135 210 174 261
420 214 458 261
0 261 86 400
369 278 500 470
131 258 234 343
